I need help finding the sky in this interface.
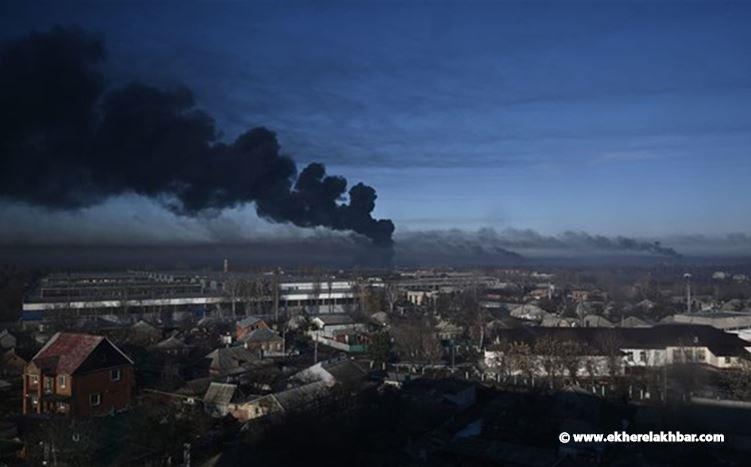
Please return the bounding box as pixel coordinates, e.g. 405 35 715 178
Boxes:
1 0 750 253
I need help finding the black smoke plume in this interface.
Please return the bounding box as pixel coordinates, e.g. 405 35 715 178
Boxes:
0 27 395 246
398 228 683 258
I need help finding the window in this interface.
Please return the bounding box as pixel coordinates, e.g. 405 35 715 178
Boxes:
724 356 732 364
29 375 38 385
58 375 66 388
110 369 121 382
696 349 706 361
639 351 647 362
89 393 101 406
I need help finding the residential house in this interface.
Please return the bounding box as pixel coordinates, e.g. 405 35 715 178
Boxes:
128 320 162 346
0 330 17 350
311 314 361 332
406 290 438 306
1 348 28 377
203 382 243 417
509 303 550 323
665 311 751 333
151 335 190 356
291 358 369 390
540 315 578 328
23 333 134 416
435 319 464 341
309 315 369 352
619 316 650 328
231 380 332 422
239 328 284 354
235 315 269 341
205 346 261 376
484 324 751 378
581 314 614 328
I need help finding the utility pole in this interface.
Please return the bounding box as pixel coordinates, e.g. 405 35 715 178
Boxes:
273 269 280 328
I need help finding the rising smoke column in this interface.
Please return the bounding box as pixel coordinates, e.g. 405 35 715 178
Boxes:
0 27 395 246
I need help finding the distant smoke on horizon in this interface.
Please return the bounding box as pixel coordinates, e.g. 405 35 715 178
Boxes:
0 27 394 247
396 228 683 259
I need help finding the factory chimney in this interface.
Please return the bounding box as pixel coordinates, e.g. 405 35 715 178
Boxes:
223 259 229 273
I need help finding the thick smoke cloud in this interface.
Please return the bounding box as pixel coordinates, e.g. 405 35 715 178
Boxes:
0 27 394 246
398 228 682 258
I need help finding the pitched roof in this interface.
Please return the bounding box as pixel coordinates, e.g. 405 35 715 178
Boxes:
314 314 355 326
153 335 189 350
205 346 260 372
31 332 132 375
237 315 263 327
581 314 614 327
131 320 159 332
271 381 331 412
240 328 282 343
203 382 238 406
620 316 650 328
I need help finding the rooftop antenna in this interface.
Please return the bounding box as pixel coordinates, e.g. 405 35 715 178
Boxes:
684 273 692 314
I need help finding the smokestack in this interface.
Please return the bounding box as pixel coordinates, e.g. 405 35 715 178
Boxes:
223 258 229 273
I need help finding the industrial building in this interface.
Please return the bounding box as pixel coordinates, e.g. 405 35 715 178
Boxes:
22 271 362 326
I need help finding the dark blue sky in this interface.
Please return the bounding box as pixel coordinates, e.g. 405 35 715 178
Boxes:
2 0 750 242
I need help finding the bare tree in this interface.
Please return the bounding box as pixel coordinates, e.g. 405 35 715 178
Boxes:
487 337 511 379
534 335 563 381
721 358 751 400
391 317 442 364
384 282 400 315
506 340 534 382
559 340 586 383
596 330 624 377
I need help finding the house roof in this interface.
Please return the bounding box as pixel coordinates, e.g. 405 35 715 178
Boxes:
203 382 238 406
131 320 159 332
581 314 614 327
31 332 133 375
206 346 260 372
237 315 263 327
314 314 355 326
271 381 331 412
153 335 189 350
240 328 282 343
620 316 650 327
294 358 368 387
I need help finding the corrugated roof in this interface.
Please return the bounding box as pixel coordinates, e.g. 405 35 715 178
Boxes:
272 381 331 411
203 382 237 406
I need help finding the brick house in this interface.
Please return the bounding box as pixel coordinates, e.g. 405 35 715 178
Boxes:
23 333 134 416
235 316 269 341
240 328 284 353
